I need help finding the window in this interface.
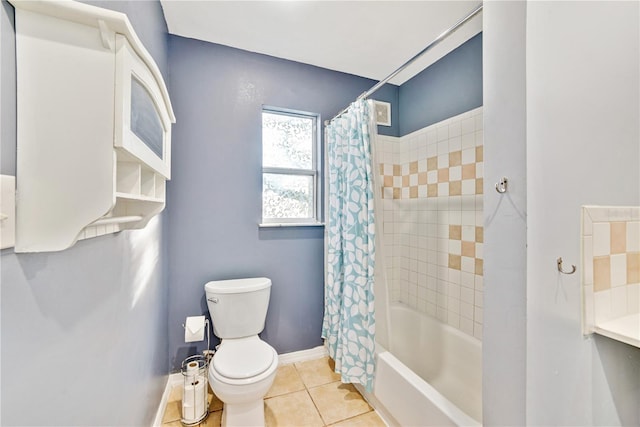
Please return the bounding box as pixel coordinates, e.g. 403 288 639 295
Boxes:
261 107 321 225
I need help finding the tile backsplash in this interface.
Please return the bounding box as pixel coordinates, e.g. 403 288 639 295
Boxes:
582 206 640 333
376 107 483 340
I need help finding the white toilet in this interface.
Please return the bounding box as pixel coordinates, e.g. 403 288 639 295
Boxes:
205 277 279 427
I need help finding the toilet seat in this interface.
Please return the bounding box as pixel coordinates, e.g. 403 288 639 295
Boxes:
210 338 278 386
214 338 275 379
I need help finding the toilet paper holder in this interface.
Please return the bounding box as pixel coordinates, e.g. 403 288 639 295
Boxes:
183 316 210 344
181 354 209 426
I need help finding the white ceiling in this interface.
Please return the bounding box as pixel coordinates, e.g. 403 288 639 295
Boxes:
160 1 483 85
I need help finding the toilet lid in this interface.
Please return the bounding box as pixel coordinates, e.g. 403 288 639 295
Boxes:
213 340 275 379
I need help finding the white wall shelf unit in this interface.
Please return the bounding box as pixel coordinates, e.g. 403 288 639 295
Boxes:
10 0 175 253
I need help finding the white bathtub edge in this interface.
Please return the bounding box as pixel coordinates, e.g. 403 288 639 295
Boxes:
375 350 481 427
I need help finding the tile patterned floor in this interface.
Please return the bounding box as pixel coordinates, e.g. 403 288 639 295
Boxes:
161 356 386 427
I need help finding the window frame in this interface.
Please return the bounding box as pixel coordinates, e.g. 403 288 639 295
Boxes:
260 106 323 226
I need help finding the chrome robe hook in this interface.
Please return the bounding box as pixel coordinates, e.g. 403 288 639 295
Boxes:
495 177 508 193
557 257 576 275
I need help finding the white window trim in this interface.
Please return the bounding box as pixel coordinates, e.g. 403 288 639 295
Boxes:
260 106 323 227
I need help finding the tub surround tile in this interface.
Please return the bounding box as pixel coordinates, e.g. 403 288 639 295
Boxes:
628 252 640 284
308 382 372 426
376 107 484 341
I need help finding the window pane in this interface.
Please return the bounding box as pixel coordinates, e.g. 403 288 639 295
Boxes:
262 112 313 169
263 173 313 219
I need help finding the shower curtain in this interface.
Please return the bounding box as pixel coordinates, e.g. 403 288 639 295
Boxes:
322 99 376 391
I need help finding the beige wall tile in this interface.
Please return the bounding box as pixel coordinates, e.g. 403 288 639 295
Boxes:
593 256 611 291
308 382 371 425
418 172 428 185
449 151 462 166
409 161 418 174
438 168 449 183
410 186 418 199
393 164 401 176
427 156 438 171
450 180 462 196
294 357 341 389
265 390 324 427
462 241 476 258
427 184 438 197
628 252 640 284
475 258 483 276
462 163 476 180
383 175 393 187
393 188 400 199
402 175 409 187
450 225 462 240
449 254 462 270
476 226 484 243
610 222 627 254
476 146 483 162
475 178 484 195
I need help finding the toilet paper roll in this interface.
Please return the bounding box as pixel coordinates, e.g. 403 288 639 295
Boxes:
184 316 206 342
185 361 199 384
182 376 206 422
186 361 199 373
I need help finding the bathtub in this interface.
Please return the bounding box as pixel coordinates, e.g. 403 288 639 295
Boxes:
357 303 482 426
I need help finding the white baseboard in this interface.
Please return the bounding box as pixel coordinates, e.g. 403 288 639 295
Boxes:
277 345 328 365
152 346 327 426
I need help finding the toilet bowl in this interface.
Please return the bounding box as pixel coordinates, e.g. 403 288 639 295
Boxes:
204 278 279 427
208 336 278 427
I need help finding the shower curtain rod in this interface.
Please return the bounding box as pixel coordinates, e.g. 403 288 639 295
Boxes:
325 2 483 126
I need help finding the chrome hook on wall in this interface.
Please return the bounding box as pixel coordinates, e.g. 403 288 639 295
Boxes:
495 177 508 193
557 257 576 275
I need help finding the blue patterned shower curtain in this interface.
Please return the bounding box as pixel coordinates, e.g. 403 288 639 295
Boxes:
322 99 376 391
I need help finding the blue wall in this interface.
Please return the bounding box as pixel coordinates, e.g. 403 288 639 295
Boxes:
0 1 170 425
166 35 397 371
399 33 482 136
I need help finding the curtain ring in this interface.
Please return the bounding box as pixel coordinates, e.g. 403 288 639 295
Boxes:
557 257 576 275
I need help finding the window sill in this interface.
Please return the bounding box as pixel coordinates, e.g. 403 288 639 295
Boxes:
259 222 325 228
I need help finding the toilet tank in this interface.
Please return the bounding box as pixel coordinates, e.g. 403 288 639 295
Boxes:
204 277 272 339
